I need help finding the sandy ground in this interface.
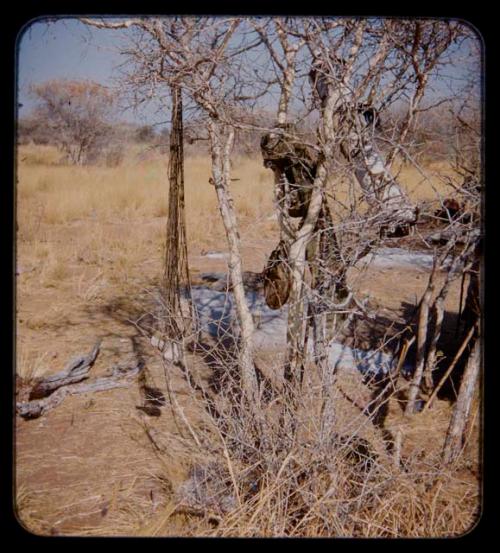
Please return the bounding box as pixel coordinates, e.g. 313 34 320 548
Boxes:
15 218 477 536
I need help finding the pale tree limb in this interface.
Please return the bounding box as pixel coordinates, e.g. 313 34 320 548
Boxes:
442 335 480 465
422 323 476 413
286 159 328 384
80 17 146 30
207 118 259 407
422 240 477 391
28 340 101 400
17 362 144 420
405 260 437 416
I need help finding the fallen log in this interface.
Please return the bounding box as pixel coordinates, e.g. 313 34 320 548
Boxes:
17 362 144 420
29 340 102 400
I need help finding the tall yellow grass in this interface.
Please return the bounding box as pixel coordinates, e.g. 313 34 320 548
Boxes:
16 143 459 306
15 145 279 352
17 146 453 231
17 146 274 230
17 143 457 252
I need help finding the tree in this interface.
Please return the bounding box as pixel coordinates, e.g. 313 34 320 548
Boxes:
135 124 156 143
76 17 482 532
81 15 481 454
251 18 475 421
30 79 116 165
17 115 53 146
81 17 262 410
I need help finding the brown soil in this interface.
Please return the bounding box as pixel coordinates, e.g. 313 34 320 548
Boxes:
15 220 478 537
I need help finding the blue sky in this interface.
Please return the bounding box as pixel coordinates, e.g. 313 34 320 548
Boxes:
17 18 164 124
17 17 482 128
18 19 120 87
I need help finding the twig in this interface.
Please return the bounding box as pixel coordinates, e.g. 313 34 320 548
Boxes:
422 324 476 413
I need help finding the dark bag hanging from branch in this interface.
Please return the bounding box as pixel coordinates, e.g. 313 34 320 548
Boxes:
260 129 316 219
161 85 192 340
263 240 291 310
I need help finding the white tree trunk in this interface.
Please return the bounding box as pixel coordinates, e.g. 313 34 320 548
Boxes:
207 118 259 406
286 162 328 383
311 51 417 233
352 144 417 229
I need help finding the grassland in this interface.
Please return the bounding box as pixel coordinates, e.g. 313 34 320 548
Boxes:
15 144 480 537
16 143 459 303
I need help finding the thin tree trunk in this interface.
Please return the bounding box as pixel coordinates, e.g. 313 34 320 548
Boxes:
285 161 328 384
424 240 479 393
310 49 417 236
207 118 259 406
442 336 480 464
422 279 451 392
351 145 417 233
405 264 436 415
462 257 481 333
422 323 476 412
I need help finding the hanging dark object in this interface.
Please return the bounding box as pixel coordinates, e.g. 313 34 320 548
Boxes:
161 85 193 342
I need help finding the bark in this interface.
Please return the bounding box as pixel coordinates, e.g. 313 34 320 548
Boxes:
207 118 259 406
285 160 328 383
308 205 348 366
442 337 480 464
422 271 455 392
422 323 476 412
275 21 303 126
423 239 480 393
462 257 481 333
405 266 436 415
310 46 418 236
351 145 417 234
17 362 144 419
281 47 341 385
28 340 101 400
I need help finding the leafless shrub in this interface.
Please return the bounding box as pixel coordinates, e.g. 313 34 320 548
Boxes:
29 79 117 165
103 144 126 167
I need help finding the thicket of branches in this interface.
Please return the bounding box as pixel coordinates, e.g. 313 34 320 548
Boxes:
76 17 482 536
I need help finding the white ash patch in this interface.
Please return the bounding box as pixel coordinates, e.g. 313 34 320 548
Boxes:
190 286 288 350
200 251 229 260
190 286 403 377
327 342 401 378
189 244 435 376
357 247 437 272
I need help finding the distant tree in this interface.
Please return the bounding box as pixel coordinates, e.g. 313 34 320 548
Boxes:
29 80 116 165
135 124 156 143
17 116 49 145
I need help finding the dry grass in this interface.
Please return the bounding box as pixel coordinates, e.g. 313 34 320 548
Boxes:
15 145 278 363
17 146 275 247
15 143 457 306
16 347 52 382
122 356 480 538
15 144 479 538
16 145 455 245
